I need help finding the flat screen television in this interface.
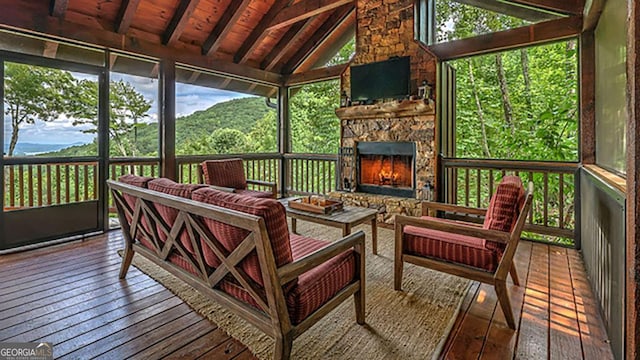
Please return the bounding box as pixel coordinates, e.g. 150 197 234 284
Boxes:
350 56 410 102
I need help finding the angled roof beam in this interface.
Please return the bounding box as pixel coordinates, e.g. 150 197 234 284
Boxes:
115 0 141 34
285 63 348 86
453 0 558 22
50 0 68 18
582 0 606 31
42 41 59 58
202 0 252 56
429 15 582 60
233 0 291 64
163 0 201 45
502 0 583 15
261 20 314 71
283 4 354 74
267 0 353 32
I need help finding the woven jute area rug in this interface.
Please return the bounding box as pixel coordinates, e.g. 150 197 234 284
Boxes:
125 221 470 360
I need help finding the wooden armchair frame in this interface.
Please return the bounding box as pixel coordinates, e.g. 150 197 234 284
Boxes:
394 182 534 329
197 162 277 198
108 180 365 359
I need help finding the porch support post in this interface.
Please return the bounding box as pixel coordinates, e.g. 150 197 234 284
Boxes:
0 63 4 245
626 0 640 356
159 59 176 181
98 52 110 231
278 85 290 197
579 31 596 165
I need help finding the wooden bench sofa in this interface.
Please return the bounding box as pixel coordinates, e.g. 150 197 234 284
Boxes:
108 175 365 359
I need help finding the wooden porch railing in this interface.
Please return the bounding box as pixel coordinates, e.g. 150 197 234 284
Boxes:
441 158 578 243
284 153 337 196
108 158 160 214
3 158 99 210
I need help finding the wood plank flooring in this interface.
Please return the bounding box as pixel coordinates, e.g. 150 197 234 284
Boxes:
0 231 613 359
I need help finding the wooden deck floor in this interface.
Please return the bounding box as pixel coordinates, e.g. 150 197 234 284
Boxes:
0 231 613 359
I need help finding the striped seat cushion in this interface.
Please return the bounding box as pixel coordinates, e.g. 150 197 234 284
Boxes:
191 187 293 287
220 233 356 324
147 178 206 254
117 174 155 250
201 159 247 190
403 216 500 272
482 175 526 252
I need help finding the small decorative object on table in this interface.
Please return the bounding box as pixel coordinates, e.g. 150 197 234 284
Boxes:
289 196 344 214
417 80 431 100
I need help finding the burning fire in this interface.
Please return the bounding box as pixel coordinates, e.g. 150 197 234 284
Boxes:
378 169 398 185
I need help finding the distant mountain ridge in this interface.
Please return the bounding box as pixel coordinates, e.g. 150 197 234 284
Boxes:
34 96 272 157
3 142 86 155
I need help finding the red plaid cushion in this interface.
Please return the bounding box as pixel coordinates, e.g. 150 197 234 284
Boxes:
483 175 526 252
148 178 206 253
191 187 293 287
404 216 500 272
117 174 155 250
201 159 247 190
286 234 356 324
219 234 356 324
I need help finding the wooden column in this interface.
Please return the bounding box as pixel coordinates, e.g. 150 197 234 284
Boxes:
159 59 176 180
98 52 110 231
626 0 640 356
580 31 596 164
0 62 5 247
278 86 290 196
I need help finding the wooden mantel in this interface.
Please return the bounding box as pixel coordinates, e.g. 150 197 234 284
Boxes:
335 99 435 120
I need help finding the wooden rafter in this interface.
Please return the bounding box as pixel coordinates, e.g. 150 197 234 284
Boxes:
49 0 68 18
283 4 354 74
0 0 282 85
267 0 353 32
115 0 141 34
429 16 582 60
262 20 314 71
453 0 558 22
42 41 59 58
202 0 252 56
163 0 201 45
285 63 348 86
582 0 606 30
233 0 292 64
504 0 583 15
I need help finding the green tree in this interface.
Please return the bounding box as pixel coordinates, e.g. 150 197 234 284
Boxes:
4 63 77 156
71 79 152 157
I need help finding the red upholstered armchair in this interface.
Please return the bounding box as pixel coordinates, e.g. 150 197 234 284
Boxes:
198 158 277 198
394 176 533 329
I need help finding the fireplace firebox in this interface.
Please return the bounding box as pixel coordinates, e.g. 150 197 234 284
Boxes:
356 142 416 197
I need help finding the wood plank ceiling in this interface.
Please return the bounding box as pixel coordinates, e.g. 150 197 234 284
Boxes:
56 0 355 77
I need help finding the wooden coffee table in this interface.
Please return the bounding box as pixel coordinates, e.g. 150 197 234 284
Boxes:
281 199 380 254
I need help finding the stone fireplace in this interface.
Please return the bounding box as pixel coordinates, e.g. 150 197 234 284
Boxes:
356 141 415 197
328 0 439 223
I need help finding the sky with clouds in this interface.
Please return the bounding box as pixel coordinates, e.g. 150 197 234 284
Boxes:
3 70 248 146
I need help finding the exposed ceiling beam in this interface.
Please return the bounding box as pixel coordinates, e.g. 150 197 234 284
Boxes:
115 0 141 34
187 71 201 83
453 0 558 22
0 0 283 85
582 0 606 30
283 5 354 74
50 0 68 18
202 0 252 56
285 63 348 86
233 0 291 64
42 41 59 58
261 20 313 71
429 15 582 60
163 0 200 45
267 0 352 32
503 0 583 15
295 11 354 73
109 53 118 69
150 63 159 78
